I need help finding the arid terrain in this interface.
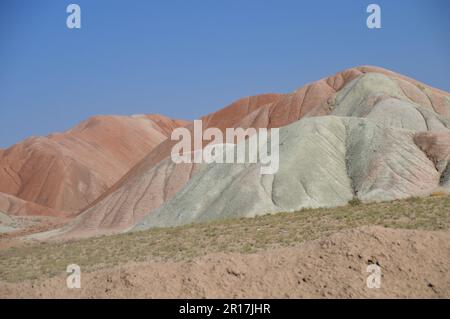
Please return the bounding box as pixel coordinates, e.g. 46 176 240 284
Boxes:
1 66 449 298
1 195 449 298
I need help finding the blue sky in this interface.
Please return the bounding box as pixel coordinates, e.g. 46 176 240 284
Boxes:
0 0 449 148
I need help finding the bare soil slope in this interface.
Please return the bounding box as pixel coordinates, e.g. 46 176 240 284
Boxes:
0 114 188 214
1 195 448 298
1 226 449 298
0 192 64 217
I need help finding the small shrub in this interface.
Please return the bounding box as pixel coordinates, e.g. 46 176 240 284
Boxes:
417 83 426 91
349 197 362 207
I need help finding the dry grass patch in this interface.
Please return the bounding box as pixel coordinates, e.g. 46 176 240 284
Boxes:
1 195 449 283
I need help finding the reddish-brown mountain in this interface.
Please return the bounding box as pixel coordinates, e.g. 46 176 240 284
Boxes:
0 114 188 215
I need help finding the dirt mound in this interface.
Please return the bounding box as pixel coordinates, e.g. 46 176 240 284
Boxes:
0 192 64 217
1 226 449 298
0 114 188 215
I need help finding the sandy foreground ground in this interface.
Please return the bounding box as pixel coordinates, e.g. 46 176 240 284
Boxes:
1 226 449 298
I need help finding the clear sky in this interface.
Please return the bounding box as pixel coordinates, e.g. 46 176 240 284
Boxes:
0 0 449 148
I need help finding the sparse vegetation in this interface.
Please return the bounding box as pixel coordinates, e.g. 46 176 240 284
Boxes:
348 197 362 207
0 195 449 283
417 83 426 91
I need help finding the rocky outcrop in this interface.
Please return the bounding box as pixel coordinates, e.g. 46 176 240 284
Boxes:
414 131 450 189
